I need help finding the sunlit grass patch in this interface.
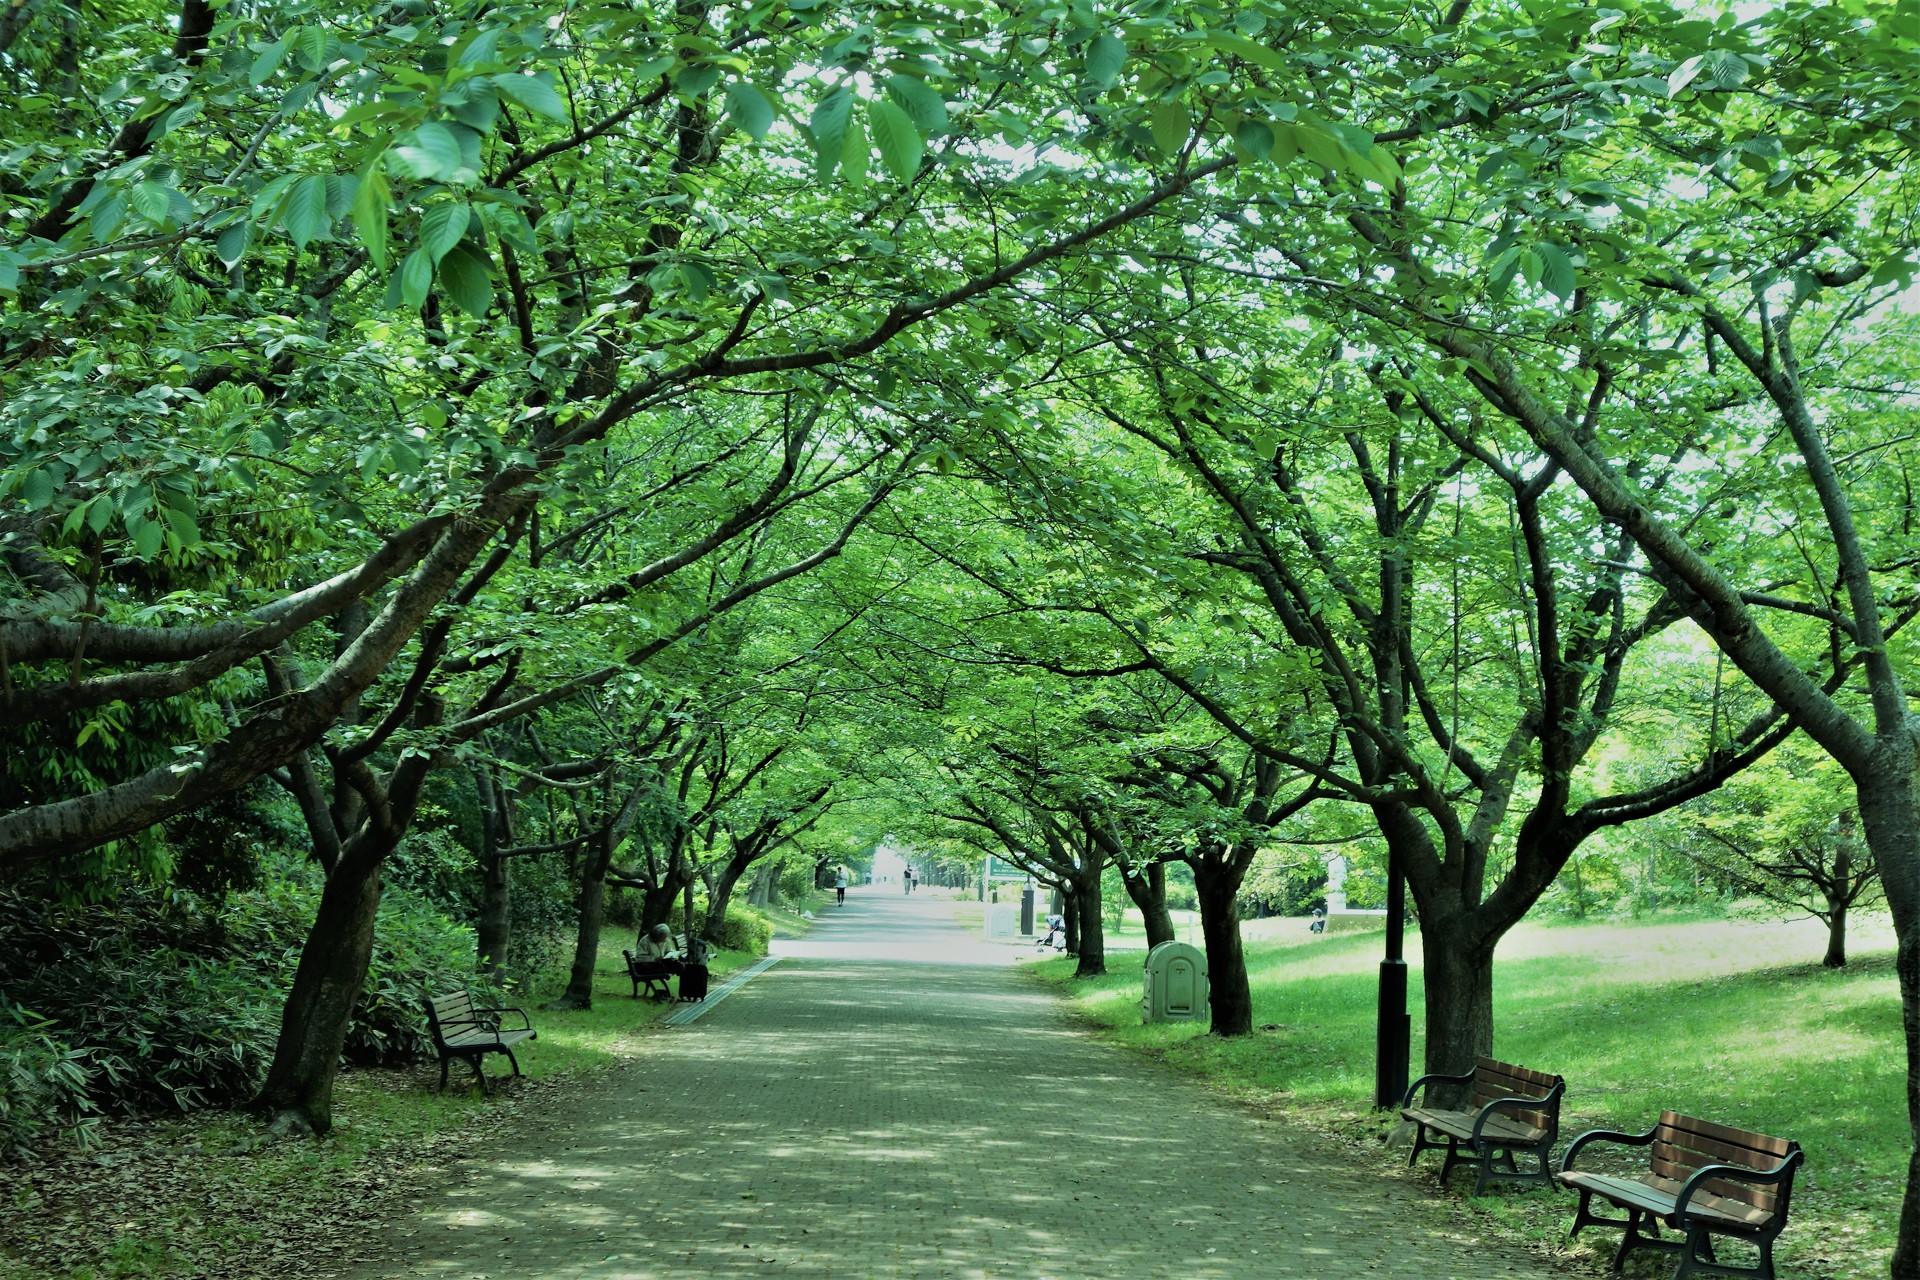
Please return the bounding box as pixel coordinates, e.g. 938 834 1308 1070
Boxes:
1035 912 1902 1279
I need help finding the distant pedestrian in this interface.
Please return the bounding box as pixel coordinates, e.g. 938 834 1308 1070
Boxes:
904 868 914 894
835 868 848 905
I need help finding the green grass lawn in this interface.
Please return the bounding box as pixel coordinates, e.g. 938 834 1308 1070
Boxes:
1032 911 1902 1280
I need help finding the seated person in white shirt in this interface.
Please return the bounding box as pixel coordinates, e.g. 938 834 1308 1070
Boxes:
637 922 684 972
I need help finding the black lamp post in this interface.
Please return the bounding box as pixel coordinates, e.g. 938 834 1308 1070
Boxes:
1373 842 1411 1108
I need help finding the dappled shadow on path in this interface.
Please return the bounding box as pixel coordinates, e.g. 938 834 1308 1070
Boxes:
345 891 1546 1280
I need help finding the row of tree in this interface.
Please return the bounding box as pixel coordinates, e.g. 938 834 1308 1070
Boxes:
5 0 1918 1270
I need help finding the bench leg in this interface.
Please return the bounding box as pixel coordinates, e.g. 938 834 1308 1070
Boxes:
1405 1123 1431 1169
437 1057 451 1093
504 1047 523 1078
1613 1207 1663 1274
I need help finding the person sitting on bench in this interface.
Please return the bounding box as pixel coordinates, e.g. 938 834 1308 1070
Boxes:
638 923 684 974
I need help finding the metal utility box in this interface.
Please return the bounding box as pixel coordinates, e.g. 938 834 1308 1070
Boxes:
1141 941 1208 1023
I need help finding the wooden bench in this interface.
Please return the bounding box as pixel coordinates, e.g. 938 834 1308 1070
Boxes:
420 990 536 1096
622 949 677 1001
1557 1111 1803 1280
1400 1056 1565 1194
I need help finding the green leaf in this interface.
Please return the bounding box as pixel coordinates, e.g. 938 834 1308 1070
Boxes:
725 81 776 140
1269 122 1299 168
1487 245 1522 303
456 27 503 68
1085 33 1125 89
1232 119 1273 161
352 164 390 268
1705 49 1750 89
400 248 433 310
1667 54 1705 95
1535 242 1576 301
418 202 469 264
250 35 291 86
868 99 923 183
130 182 174 227
437 243 493 317
885 74 948 134
840 114 869 189
1198 31 1288 72
393 122 464 182
809 88 853 182
1293 121 1346 171
21 469 54 510
1149 103 1190 157
215 221 252 268
494 73 568 120
161 505 199 548
282 175 330 249
129 514 165 559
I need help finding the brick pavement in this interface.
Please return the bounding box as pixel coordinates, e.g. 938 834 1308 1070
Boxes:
343 890 1559 1280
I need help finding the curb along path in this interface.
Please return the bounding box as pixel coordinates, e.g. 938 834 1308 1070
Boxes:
343 891 1557 1279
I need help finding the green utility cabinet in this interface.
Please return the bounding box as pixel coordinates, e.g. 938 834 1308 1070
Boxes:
1141 940 1208 1023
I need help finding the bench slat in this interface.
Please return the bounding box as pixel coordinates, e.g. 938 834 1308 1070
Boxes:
1660 1111 1794 1158
1404 1107 1546 1144
1474 1057 1560 1093
1559 1171 1774 1229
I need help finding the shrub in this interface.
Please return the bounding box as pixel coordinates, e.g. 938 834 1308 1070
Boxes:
0 868 482 1144
0 999 98 1157
699 905 773 956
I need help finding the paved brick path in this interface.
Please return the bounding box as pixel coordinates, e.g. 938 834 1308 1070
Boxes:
347 890 1557 1280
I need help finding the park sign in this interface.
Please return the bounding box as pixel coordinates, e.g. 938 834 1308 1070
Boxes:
984 855 1030 882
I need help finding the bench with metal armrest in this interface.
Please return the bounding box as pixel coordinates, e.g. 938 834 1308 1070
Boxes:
1557 1110 1802 1280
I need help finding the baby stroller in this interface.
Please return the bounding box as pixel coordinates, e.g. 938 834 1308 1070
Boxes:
1036 913 1066 951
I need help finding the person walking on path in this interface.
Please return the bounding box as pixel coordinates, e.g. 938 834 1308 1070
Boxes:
903 867 914 894
835 868 848 904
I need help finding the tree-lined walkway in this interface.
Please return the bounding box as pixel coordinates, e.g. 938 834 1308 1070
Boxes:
345 894 1555 1279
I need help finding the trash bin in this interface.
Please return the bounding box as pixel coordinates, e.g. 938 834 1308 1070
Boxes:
1141 940 1208 1023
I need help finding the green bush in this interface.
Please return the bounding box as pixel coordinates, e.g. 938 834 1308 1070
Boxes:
0 999 98 1157
699 904 773 956
0 869 481 1142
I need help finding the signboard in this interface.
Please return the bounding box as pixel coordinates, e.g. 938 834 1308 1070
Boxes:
984 855 1031 882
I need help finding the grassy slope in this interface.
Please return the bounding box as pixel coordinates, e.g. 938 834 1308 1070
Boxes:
1034 911 1901 1280
2 905 815 1280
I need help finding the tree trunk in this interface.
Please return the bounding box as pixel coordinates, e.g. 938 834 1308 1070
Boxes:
1823 899 1848 969
1073 873 1106 977
472 765 511 984
1191 859 1251 1036
1853 776 1920 1278
641 879 681 932
1419 916 1495 1093
551 833 614 1011
1122 862 1175 948
476 848 512 984
1061 890 1079 953
704 852 755 938
252 838 390 1137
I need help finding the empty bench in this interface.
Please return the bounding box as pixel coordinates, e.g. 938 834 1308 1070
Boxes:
1557 1110 1803 1280
421 990 536 1095
622 949 680 1000
1401 1056 1565 1194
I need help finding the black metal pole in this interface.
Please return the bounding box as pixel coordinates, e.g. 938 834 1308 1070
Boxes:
1374 843 1411 1108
